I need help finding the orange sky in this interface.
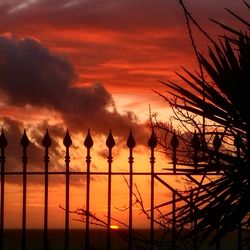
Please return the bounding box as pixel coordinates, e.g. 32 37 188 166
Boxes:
0 0 248 125
0 0 248 228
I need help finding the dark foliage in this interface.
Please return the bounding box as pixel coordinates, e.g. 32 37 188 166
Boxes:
153 1 250 245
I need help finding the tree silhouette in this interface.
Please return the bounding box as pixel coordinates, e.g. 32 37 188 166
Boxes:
152 1 250 246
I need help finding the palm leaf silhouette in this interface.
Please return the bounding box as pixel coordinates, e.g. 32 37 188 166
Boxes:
156 5 250 244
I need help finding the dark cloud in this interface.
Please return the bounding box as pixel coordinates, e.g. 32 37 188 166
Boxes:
1 0 247 98
0 34 145 137
0 34 76 106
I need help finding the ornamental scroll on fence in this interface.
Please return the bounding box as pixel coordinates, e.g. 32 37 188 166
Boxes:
0 129 245 250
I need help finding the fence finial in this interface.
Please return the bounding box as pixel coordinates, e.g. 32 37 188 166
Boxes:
63 129 72 147
170 131 179 149
127 129 136 149
213 133 221 151
20 130 30 147
148 130 157 149
42 129 52 148
191 131 200 150
106 129 115 148
84 129 93 148
0 130 8 148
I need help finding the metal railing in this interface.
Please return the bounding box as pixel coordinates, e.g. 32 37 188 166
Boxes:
0 128 244 250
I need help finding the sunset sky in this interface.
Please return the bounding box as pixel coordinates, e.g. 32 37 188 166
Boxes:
0 0 248 229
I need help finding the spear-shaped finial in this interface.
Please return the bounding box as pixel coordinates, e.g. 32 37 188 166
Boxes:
42 129 52 148
84 129 94 148
63 129 72 148
20 130 30 147
106 130 115 149
127 129 136 149
148 130 157 149
170 131 179 149
0 129 8 148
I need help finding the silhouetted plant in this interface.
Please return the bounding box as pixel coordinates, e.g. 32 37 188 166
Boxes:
151 0 250 246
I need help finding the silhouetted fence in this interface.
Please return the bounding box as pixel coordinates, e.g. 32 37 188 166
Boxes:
0 129 244 250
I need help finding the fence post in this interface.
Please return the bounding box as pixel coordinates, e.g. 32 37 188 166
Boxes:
170 132 179 249
191 131 200 172
148 130 157 250
212 133 221 250
127 130 136 250
0 130 7 250
20 130 30 250
63 130 72 250
234 133 242 250
190 190 197 250
213 133 221 173
42 129 52 250
84 129 93 250
106 130 115 250
170 132 179 174
172 191 176 250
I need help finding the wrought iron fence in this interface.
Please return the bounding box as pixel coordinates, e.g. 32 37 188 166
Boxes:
0 128 244 250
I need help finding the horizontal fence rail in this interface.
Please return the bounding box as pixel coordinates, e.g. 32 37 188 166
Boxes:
0 129 244 250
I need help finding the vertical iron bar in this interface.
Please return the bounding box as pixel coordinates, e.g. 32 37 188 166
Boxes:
150 148 155 250
236 151 242 250
213 134 221 174
85 148 90 249
170 132 179 174
194 149 198 172
63 130 72 250
0 130 7 250
173 149 176 174
172 192 176 250
190 191 197 250
148 131 157 250
0 148 4 250
44 147 49 250
106 130 115 250
42 130 51 250
107 148 112 250
129 147 133 250
21 130 29 250
65 147 69 250
22 150 27 250
85 147 90 250
191 132 200 172
235 135 242 250
84 130 93 250
127 130 136 250
170 132 178 250
193 206 197 250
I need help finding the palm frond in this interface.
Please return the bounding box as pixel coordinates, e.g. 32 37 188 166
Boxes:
155 23 250 245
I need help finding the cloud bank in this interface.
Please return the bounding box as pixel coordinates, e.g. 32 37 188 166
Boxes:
0 34 143 137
